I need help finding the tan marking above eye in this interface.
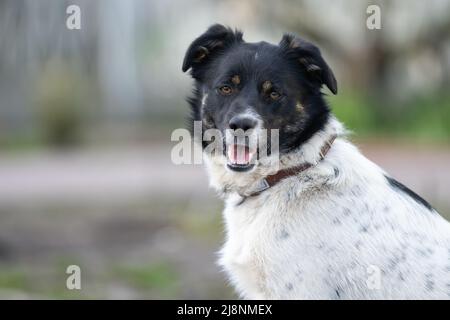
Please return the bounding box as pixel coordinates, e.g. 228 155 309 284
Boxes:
231 75 240 85
296 102 304 112
262 80 272 92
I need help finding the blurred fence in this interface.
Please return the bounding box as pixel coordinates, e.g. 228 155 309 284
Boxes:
0 0 449 148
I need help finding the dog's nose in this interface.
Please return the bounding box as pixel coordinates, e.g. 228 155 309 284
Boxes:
228 115 257 131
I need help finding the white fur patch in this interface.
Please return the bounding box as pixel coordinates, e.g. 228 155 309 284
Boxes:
204 117 450 299
201 93 208 109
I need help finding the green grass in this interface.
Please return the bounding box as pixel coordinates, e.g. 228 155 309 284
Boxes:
329 91 450 142
0 268 28 290
328 91 377 136
114 261 180 297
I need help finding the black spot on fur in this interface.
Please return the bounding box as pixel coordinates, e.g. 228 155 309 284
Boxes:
278 230 290 240
350 186 363 197
388 222 396 231
416 248 432 258
332 218 342 225
425 273 435 291
334 288 342 299
388 251 406 270
359 225 369 233
385 175 433 211
333 167 339 178
286 282 294 291
401 252 407 261
335 191 344 197
354 240 363 250
295 270 304 282
388 257 399 269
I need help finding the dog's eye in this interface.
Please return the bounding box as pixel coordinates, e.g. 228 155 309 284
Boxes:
270 91 281 101
219 85 233 95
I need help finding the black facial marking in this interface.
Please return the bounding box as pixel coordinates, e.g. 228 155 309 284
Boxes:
183 24 338 157
385 175 433 211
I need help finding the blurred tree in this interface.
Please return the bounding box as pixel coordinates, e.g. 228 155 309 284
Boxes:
35 62 85 147
256 0 450 103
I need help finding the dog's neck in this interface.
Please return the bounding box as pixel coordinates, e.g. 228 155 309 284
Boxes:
203 116 345 198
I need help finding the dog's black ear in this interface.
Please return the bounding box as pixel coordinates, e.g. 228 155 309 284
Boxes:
182 24 243 78
279 34 337 95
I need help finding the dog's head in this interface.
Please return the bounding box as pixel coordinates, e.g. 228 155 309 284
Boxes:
183 24 337 173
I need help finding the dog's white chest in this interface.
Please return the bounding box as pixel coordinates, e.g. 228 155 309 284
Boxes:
219 196 272 299
218 191 320 299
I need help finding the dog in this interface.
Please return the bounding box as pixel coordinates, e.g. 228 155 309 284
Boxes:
182 24 450 299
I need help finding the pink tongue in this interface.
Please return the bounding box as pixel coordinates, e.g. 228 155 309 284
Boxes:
228 145 250 165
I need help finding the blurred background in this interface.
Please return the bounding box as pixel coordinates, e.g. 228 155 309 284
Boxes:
0 0 449 299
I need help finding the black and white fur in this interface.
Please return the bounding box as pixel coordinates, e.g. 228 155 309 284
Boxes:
182 24 450 299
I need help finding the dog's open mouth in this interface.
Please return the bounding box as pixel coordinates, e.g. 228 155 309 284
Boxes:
226 144 256 172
